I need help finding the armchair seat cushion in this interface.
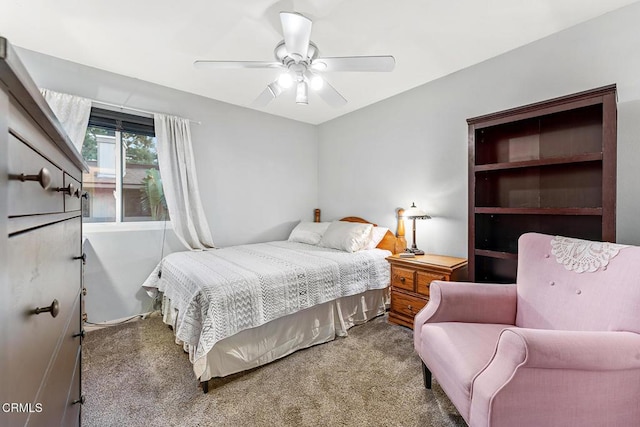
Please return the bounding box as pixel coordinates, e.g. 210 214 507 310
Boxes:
418 322 511 419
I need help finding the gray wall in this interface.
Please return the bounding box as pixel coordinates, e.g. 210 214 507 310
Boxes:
17 48 318 322
318 2 640 258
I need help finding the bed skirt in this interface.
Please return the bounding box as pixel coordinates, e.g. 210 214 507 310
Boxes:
161 287 389 381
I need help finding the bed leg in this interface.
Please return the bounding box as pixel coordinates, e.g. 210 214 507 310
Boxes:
422 362 432 389
201 380 209 394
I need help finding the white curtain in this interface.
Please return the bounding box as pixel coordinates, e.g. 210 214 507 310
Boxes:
154 113 215 250
40 89 92 152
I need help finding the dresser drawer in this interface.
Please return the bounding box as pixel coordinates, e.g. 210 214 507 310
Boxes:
390 290 428 320
416 271 446 297
60 348 82 427
391 266 415 291
30 304 82 427
64 173 82 212
9 97 82 182
8 133 64 216
5 217 82 405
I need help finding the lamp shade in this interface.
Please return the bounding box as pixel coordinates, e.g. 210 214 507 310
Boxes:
404 202 431 220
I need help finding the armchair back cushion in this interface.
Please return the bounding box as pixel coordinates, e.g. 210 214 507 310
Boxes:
515 233 640 333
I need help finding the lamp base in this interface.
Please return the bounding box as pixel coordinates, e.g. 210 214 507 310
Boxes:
406 248 425 255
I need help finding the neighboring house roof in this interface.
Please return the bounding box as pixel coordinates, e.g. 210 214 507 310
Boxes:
84 161 158 189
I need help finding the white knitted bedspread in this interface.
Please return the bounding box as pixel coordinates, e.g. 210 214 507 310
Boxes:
142 241 391 365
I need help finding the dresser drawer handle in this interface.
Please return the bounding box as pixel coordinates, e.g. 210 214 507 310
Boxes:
74 253 87 264
73 330 85 339
12 167 52 190
56 183 75 196
400 277 406 282
72 395 85 405
407 304 413 312
34 299 60 318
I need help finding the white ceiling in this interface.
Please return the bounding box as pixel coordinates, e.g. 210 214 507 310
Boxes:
1 0 638 124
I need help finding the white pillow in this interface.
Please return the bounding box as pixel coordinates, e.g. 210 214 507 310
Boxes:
319 221 374 252
288 221 331 245
364 226 389 250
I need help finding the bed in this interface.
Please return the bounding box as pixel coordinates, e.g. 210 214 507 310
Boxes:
142 210 407 392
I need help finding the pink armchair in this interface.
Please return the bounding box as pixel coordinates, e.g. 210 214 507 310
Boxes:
414 232 640 427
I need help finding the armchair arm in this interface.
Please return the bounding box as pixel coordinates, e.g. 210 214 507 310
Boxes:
469 329 640 427
413 282 516 354
414 281 517 328
499 328 640 370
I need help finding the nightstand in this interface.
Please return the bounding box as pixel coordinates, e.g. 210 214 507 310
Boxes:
386 254 468 328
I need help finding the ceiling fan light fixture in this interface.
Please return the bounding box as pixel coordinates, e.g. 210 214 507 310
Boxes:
296 81 308 105
195 11 394 108
277 72 293 88
309 74 323 90
311 61 327 71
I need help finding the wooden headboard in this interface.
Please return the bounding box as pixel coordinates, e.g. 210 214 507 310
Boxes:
313 208 407 254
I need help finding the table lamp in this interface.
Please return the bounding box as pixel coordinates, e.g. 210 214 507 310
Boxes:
403 202 431 255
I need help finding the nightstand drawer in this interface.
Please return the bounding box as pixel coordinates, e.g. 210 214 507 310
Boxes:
391 266 415 291
387 253 467 329
416 271 445 296
390 290 427 319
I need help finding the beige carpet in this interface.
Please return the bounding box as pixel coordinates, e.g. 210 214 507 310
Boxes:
82 313 467 427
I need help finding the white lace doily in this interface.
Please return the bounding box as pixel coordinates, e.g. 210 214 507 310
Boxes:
550 236 629 273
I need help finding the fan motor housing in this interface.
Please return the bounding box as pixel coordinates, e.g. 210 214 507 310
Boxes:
274 41 318 66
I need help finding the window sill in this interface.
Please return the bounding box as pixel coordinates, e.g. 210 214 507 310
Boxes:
83 221 173 234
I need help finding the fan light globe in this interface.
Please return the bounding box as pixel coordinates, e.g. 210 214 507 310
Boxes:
309 74 323 90
296 81 309 105
278 73 293 88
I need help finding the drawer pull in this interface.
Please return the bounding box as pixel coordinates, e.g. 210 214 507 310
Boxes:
74 253 87 264
73 330 85 339
400 277 406 282
56 183 75 196
81 191 89 200
407 304 413 312
34 299 60 318
72 395 85 405
13 167 52 190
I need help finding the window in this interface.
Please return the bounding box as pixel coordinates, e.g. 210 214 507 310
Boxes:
81 108 169 223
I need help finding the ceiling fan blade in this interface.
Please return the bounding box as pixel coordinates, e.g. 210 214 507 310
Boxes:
280 12 312 61
251 81 283 107
312 56 395 72
305 72 346 107
194 60 283 70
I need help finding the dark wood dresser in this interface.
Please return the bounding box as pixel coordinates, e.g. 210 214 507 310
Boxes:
0 37 87 426
387 254 468 329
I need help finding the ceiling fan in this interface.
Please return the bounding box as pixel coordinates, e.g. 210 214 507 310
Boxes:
194 12 395 107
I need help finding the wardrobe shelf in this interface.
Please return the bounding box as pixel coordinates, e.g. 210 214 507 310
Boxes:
474 207 603 215
474 152 603 172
